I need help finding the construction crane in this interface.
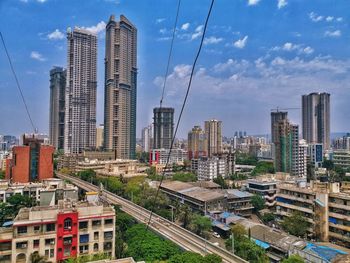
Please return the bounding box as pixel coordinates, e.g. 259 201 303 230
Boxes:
271 107 300 112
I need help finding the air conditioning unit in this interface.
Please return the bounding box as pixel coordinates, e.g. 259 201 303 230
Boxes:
50 240 55 245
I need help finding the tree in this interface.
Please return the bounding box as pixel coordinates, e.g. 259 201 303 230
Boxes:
172 172 197 182
213 175 229 189
281 211 309 237
261 213 275 223
282 255 305 263
236 153 258 166
30 252 50 263
168 252 222 263
190 214 212 237
78 169 96 182
251 194 265 212
230 224 247 240
106 177 124 195
0 170 5 179
322 160 334 170
251 161 274 176
177 205 193 229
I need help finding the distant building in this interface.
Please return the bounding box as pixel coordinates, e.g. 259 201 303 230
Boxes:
307 143 324 169
49 66 66 150
205 119 222 157
149 148 187 166
104 15 137 159
0 198 115 262
96 124 104 149
141 125 152 152
247 179 277 207
153 107 174 149
302 92 330 150
187 125 207 159
271 111 288 143
64 27 97 154
5 135 54 183
333 150 350 169
197 156 226 181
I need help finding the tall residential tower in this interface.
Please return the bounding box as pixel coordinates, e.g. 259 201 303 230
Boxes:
49 67 66 150
64 28 97 154
205 119 222 157
104 15 137 159
153 107 174 149
302 92 330 150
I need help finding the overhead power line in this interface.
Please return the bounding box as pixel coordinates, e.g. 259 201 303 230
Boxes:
0 31 37 133
147 0 215 229
159 0 182 108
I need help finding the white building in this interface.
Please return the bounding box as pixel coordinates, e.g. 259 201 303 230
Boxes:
308 143 323 168
150 148 187 165
197 156 226 181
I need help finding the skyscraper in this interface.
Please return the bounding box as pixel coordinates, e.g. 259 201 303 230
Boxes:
49 67 66 150
302 92 330 150
204 119 222 157
104 15 137 159
96 124 104 149
153 107 174 149
141 125 152 152
271 111 288 143
64 28 97 154
188 125 207 159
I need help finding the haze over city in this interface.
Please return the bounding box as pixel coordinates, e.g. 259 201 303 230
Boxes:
1 0 350 137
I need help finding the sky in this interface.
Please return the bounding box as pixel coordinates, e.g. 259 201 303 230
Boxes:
0 0 350 139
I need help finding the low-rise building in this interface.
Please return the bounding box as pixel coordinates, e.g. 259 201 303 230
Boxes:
0 178 78 206
333 150 350 169
160 181 253 216
0 198 115 263
197 156 226 181
149 148 187 166
247 179 278 207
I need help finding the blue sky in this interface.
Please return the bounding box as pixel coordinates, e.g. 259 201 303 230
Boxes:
1 0 350 138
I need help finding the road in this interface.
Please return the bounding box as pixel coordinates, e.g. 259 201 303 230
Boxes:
57 173 247 263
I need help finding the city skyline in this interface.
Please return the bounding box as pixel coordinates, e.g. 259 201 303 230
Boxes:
1 0 350 138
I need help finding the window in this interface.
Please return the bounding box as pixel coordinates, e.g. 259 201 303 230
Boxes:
33 240 40 248
64 247 71 257
92 220 101 227
46 223 55 232
34 225 41 232
16 242 28 249
45 238 55 246
45 248 54 258
17 226 27 234
104 231 113 240
93 243 98 252
79 221 88 230
79 245 89 254
94 231 99 240
80 234 89 244
64 218 72 230
104 242 112 250
63 237 72 245
104 218 113 225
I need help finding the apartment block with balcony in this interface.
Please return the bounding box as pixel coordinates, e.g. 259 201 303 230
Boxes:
247 179 278 207
0 198 115 263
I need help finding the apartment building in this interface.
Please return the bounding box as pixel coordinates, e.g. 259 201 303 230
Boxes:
275 180 350 246
197 156 227 181
333 150 350 169
0 198 115 263
149 148 187 166
247 179 278 207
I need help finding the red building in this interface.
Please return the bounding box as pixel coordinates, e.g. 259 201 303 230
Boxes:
5 135 54 183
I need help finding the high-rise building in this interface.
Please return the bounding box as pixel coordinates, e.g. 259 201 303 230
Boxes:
188 125 207 159
96 124 104 149
153 107 174 149
271 111 288 143
302 92 330 150
104 15 137 159
49 66 66 150
141 125 152 152
205 119 222 157
64 28 97 154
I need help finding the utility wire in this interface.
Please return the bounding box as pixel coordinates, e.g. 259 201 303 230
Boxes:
147 0 215 229
159 0 182 108
0 31 37 133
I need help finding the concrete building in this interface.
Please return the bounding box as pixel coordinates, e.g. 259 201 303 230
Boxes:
205 119 222 157
271 111 288 143
5 135 54 183
153 107 174 150
96 124 104 149
247 179 278 207
275 180 350 246
141 125 152 152
302 92 331 150
333 150 350 169
149 148 187 166
49 67 66 151
0 198 115 263
160 181 253 216
0 178 78 206
197 156 226 181
64 27 97 154
188 125 207 160
104 15 137 159
307 143 324 169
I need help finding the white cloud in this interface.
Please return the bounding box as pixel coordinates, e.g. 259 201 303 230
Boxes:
303 46 314 55
157 37 172 41
191 25 204 40
103 0 120 4
156 18 165 24
204 36 223 45
47 29 64 40
80 21 106 35
30 51 46 61
326 16 334 22
324 30 341 38
234 36 248 49
159 28 167 34
277 0 287 9
282 42 297 51
336 17 343 22
309 12 323 22
247 0 260 6
272 42 314 55
37 0 47 2
181 23 190 31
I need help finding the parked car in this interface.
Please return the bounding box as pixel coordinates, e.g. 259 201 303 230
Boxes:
212 232 220 238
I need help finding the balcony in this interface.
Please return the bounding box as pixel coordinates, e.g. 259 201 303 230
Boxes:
329 231 350 242
277 193 314 204
276 201 314 214
329 222 350 232
329 212 350 222
275 210 315 224
329 202 350 211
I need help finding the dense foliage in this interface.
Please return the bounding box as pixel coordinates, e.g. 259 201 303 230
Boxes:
172 172 197 182
261 212 276 223
281 255 305 263
213 175 229 189
251 194 265 212
168 252 222 263
0 194 36 225
0 170 5 179
281 211 309 237
235 153 258 166
251 161 275 176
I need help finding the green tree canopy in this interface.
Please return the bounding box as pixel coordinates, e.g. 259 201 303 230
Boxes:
172 172 197 182
177 205 193 229
282 254 305 263
251 194 265 212
251 161 275 176
213 175 229 189
167 252 222 263
190 214 212 237
281 211 309 237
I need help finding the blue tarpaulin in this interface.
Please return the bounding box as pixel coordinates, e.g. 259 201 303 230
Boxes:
304 243 347 262
254 239 270 250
